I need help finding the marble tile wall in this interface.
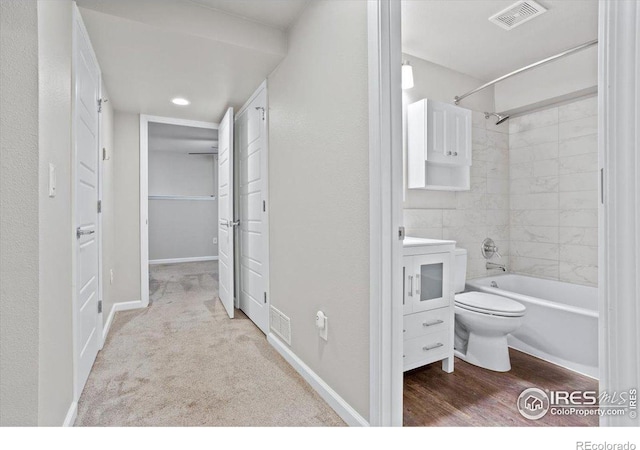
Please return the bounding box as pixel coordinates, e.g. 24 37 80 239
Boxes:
509 96 598 286
404 111 510 279
403 95 598 286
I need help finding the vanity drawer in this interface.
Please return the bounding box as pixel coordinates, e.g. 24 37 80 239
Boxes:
403 330 450 369
403 307 449 340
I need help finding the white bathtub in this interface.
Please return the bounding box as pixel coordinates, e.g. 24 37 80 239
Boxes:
465 274 599 379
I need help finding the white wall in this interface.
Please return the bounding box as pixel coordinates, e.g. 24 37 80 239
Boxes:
101 81 116 326
149 151 216 196
0 0 40 426
149 200 217 261
509 96 598 286
113 112 141 303
37 0 75 426
148 151 217 261
495 47 598 114
268 0 370 420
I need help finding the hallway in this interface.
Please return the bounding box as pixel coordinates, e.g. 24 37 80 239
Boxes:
76 262 344 426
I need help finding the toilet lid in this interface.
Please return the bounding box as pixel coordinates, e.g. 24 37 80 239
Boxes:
455 291 526 317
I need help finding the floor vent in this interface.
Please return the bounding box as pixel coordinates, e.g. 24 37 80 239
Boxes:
489 0 548 31
270 305 291 345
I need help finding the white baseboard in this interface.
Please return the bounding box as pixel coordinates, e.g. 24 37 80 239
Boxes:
267 333 369 427
149 256 218 265
101 299 146 346
101 304 117 349
113 300 146 313
63 401 77 427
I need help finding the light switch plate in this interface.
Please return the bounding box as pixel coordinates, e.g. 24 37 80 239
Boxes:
48 163 56 197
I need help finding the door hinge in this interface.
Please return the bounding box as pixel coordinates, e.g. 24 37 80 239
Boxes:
264 292 267 304
399 226 406 240
255 106 266 121
98 300 103 314
600 168 604 205
97 200 102 213
97 98 108 113
263 200 266 212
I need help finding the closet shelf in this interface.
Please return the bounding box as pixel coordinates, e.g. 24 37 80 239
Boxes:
149 195 216 201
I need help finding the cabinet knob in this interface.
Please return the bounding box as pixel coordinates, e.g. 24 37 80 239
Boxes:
453 152 458 156
447 151 452 156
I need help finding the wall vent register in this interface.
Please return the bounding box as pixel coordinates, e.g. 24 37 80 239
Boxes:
489 1 548 31
270 305 291 345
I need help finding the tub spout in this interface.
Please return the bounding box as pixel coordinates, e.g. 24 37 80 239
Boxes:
487 262 506 272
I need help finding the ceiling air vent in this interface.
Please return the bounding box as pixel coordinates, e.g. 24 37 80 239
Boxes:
489 1 548 30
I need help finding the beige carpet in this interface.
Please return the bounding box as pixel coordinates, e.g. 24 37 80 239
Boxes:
76 261 344 426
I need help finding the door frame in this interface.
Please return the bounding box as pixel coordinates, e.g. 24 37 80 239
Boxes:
597 0 640 427
71 4 103 400
369 0 640 427
233 80 271 327
367 0 404 427
139 114 219 307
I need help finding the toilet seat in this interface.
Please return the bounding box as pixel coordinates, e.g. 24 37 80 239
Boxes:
455 291 526 318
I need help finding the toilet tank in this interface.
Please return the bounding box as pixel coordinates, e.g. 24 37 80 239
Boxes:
453 248 467 293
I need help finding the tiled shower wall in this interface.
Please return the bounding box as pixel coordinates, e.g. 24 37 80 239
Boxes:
509 96 598 286
403 95 598 286
404 112 510 280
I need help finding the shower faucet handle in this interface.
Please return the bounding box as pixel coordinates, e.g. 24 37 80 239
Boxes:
481 238 501 259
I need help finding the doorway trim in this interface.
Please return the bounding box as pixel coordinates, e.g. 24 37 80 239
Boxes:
367 0 404 427
370 0 640 428
139 114 219 307
597 0 640 427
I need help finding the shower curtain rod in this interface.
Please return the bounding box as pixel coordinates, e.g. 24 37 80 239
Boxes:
454 39 598 105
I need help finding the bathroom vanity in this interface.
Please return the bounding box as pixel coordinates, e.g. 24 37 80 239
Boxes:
403 237 456 373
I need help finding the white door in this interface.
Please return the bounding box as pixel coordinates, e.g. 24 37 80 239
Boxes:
74 13 101 397
237 88 268 334
218 107 235 318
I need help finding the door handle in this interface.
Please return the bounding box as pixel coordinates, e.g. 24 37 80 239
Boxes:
220 220 240 228
423 320 444 327
76 227 95 239
408 275 413 297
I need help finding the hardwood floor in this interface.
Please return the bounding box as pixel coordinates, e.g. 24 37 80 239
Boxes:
404 349 598 427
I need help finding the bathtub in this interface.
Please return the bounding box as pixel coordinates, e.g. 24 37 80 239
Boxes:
465 274 599 379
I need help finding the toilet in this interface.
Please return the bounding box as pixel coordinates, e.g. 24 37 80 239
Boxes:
453 248 526 372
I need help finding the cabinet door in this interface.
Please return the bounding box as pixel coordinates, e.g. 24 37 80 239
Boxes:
411 252 451 312
403 257 414 315
426 102 451 164
448 108 472 166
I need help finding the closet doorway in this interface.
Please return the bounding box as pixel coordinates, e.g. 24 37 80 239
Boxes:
140 116 219 306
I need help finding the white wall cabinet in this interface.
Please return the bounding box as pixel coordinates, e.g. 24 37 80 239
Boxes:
403 237 456 373
408 98 472 191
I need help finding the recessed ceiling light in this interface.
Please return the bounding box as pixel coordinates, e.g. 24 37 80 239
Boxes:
171 97 190 106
